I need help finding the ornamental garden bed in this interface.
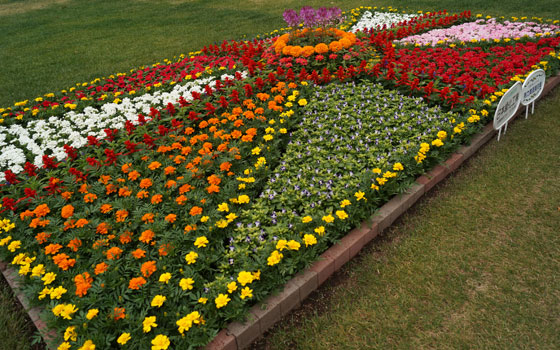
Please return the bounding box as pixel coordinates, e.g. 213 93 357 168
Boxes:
0 5 559 350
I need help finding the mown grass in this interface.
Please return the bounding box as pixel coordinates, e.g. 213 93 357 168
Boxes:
1 1 559 350
259 88 560 349
2 0 560 107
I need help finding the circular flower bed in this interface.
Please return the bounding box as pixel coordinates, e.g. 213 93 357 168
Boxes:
272 28 357 57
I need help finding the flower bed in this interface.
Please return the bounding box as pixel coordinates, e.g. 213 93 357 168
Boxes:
397 18 560 46
0 5 559 350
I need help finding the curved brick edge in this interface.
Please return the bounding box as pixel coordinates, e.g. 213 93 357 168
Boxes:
206 72 560 350
0 75 558 350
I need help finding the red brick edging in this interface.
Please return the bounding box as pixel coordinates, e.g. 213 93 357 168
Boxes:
1 74 559 350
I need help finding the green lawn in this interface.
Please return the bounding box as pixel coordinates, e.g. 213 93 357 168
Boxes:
1 1 559 350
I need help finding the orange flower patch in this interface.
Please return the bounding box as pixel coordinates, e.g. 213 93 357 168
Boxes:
164 214 177 223
19 210 33 220
115 209 129 222
45 243 63 255
78 184 88 194
128 277 146 290
84 193 98 203
128 170 140 181
121 163 131 173
139 229 155 243
151 194 163 205
141 260 157 277
75 218 89 228
136 190 149 199
164 166 176 175
99 204 113 214
94 262 108 275
131 248 146 259
184 224 196 233
35 232 51 244
174 155 186 164
118 187 132 197
139 178 153 189
206 184 220 194
105 183 117 195
53 253 76 271
74 272 93 297
148 161 161 170
33 204 50 218
99 175 112 184
61 191 73 200
63 219 76 231
141 213 155 224
184 127 195 135
113 307 126 321
158 243 172 256
179 184 193 194
189 206 203 216
176 195 188 205
29 218 50 228
105 246 123 260
96 222 110 235
61 205 74 219
119 231 133 244
67 238 82 252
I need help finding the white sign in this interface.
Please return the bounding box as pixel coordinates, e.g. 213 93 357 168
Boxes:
521 69 546 118
493 81 522 133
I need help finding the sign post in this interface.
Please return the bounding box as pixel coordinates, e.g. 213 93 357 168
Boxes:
493 82 522 141
521 69 546 119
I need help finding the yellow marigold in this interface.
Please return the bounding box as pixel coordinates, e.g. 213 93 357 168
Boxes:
151 295 166 308
267 250 283 266
143 316 157 333
215 293 230 309
151 334 170 350
117 333 131 345
179 277 194 291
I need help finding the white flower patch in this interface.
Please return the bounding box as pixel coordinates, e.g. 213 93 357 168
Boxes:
351 11 418 32
0 72 246 181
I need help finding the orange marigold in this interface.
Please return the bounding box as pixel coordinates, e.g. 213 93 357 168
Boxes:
158 243 172 257
131 248 146 259
148 161 161 170
61 205 74 219
96 222 110 235
164 166 176 175
105 246 123 260
139 178 153 189
151 194 163 205
84 193 98 203
98 175 111 184
61 191 73 200
118 187 132 197
164 214 177 223
74 272 93 297
45 243 63 255
99 204 113 214
94 262 108 275
75 218 89 228
35 232 51 244
302 45 315 57
139 229 155 243
141 260 157 277
136 190 149 199
115 209 129 222
329 40 343 52
315 43 329 54
179 184 192 194
176 195 188 205
128 170 140 181
206 184 220 194
121 163 131 174
189 206 203 216
141 213 155 223
33 204 50 218
119 231 133 244
67 238 82 252
128 277 146 290
113 307 126 321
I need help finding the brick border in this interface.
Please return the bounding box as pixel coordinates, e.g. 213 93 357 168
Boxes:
1 74 559 350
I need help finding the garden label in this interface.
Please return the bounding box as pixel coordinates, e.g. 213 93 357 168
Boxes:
521 69 546 118
494 81 522 140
